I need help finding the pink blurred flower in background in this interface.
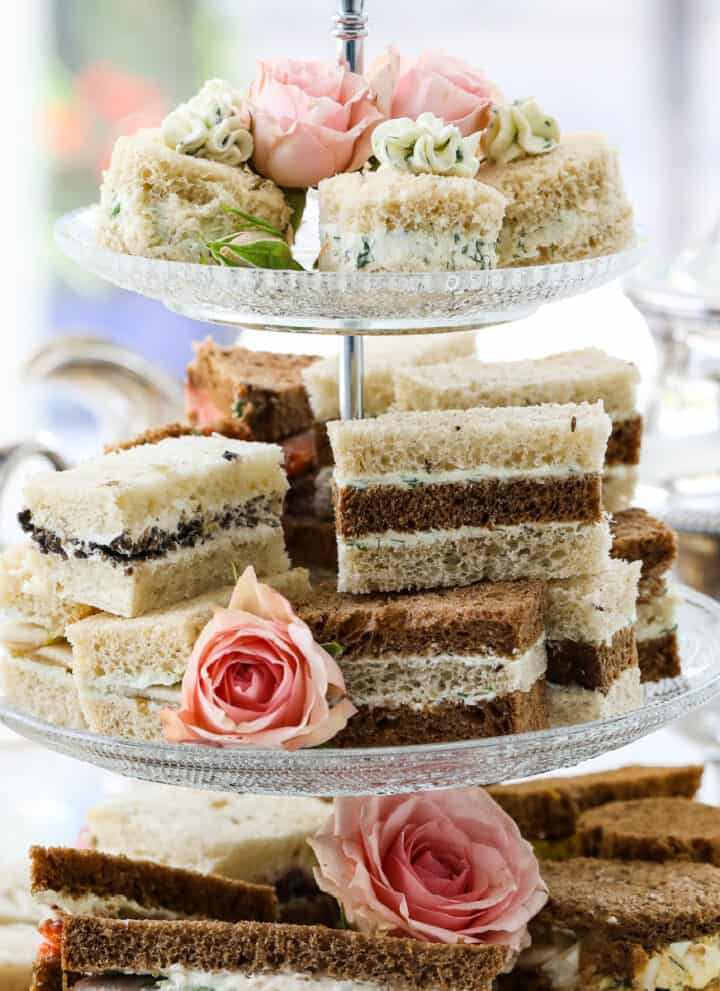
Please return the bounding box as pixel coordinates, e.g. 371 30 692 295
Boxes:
309 788 547 950
248 58 394 187
373 49 498 136
161 567 355 750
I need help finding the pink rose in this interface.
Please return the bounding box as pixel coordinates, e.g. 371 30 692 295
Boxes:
374 49 498 137
309 789 547 950
161 567 356 750
248 58 393 188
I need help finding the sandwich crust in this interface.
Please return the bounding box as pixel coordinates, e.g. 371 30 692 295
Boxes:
62 917 512 991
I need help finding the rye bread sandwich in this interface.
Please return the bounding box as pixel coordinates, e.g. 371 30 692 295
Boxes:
58 916 513 991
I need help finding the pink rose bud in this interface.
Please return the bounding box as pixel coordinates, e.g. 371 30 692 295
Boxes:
373 48 499 137
161 567 356 750
309 788 547 950
248 58 393 188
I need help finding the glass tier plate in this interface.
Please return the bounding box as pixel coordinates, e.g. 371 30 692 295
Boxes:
56 207 644 335
1 586 718 796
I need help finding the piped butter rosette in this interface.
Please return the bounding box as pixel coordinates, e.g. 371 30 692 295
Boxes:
481 97 560 165
371 111 482 178
162 78 254 167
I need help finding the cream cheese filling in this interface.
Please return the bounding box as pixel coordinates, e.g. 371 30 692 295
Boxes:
82 682 182 705
547 666 642 727
319 225 497 273
344 641 546 709
501 208 610 263
334 465 594 489
77 971 388 991
636 587 681 641
339 520 608 550
37 889 189 922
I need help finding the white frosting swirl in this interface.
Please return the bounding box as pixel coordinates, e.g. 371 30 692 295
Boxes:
162 78 253 166
481 97 560 165
371 112 481 178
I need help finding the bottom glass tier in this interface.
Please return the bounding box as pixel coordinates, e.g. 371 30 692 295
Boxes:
1 585 718 796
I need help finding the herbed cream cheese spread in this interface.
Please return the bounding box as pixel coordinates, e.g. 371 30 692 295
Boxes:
372 112 481 177
482 97 560 165
319 227 497 272
162 79 253 166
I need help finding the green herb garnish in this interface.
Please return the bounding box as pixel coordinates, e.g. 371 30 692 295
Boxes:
321 641 345 660
232 398 248 419
110 203 121 217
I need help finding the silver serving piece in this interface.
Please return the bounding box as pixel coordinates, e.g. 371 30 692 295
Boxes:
334 0 368 419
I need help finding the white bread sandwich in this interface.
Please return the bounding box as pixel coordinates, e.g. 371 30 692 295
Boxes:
0 545 94 729
66 569 310 741
477 131 635 268
18 435 290 618
317 168 506 273
97 92 292 264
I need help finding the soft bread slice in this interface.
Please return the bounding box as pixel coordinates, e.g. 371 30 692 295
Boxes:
319 168 506 234
97 128 292 262
0 545 94 640
392 348 639 419
30 845 277 923
478 131 635 267
547 665 642 728
62 916 512 991
329 402 611 479
303 332 476 422
486 764 704 840
536 858 720 944
1 652 87 730
611 507 678 577
85 789 330 887
546 559 641 644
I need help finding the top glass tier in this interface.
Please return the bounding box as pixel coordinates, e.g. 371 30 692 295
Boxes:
56 207 644 335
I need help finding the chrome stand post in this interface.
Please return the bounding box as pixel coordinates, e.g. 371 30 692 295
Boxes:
333 0 367 419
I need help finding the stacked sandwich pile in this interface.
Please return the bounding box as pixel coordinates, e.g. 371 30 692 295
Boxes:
13 762 720 991
0 333 684 744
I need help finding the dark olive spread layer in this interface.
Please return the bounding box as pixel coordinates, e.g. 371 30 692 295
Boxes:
18 495 281 564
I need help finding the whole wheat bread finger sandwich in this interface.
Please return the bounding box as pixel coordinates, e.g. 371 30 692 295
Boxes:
30 845 277 991
576 796 720 865
59 916 513 991
504 858 720 991
486 764 704 857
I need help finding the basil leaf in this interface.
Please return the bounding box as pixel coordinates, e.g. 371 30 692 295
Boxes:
210 237 305 271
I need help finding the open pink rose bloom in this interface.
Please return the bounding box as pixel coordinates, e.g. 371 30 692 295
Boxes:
371 48 498 137
161 567 356 750
248 58 395 188
309 788 547 950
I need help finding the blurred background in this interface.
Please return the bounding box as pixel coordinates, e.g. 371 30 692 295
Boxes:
1 0 720 854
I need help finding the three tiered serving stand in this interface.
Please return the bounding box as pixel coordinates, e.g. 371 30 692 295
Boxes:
3 0 720 795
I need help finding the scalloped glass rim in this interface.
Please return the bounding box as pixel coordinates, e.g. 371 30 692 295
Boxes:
1 585 717 796
55 207 645 335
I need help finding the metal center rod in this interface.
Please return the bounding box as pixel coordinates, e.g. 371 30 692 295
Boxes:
333 0 368 419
